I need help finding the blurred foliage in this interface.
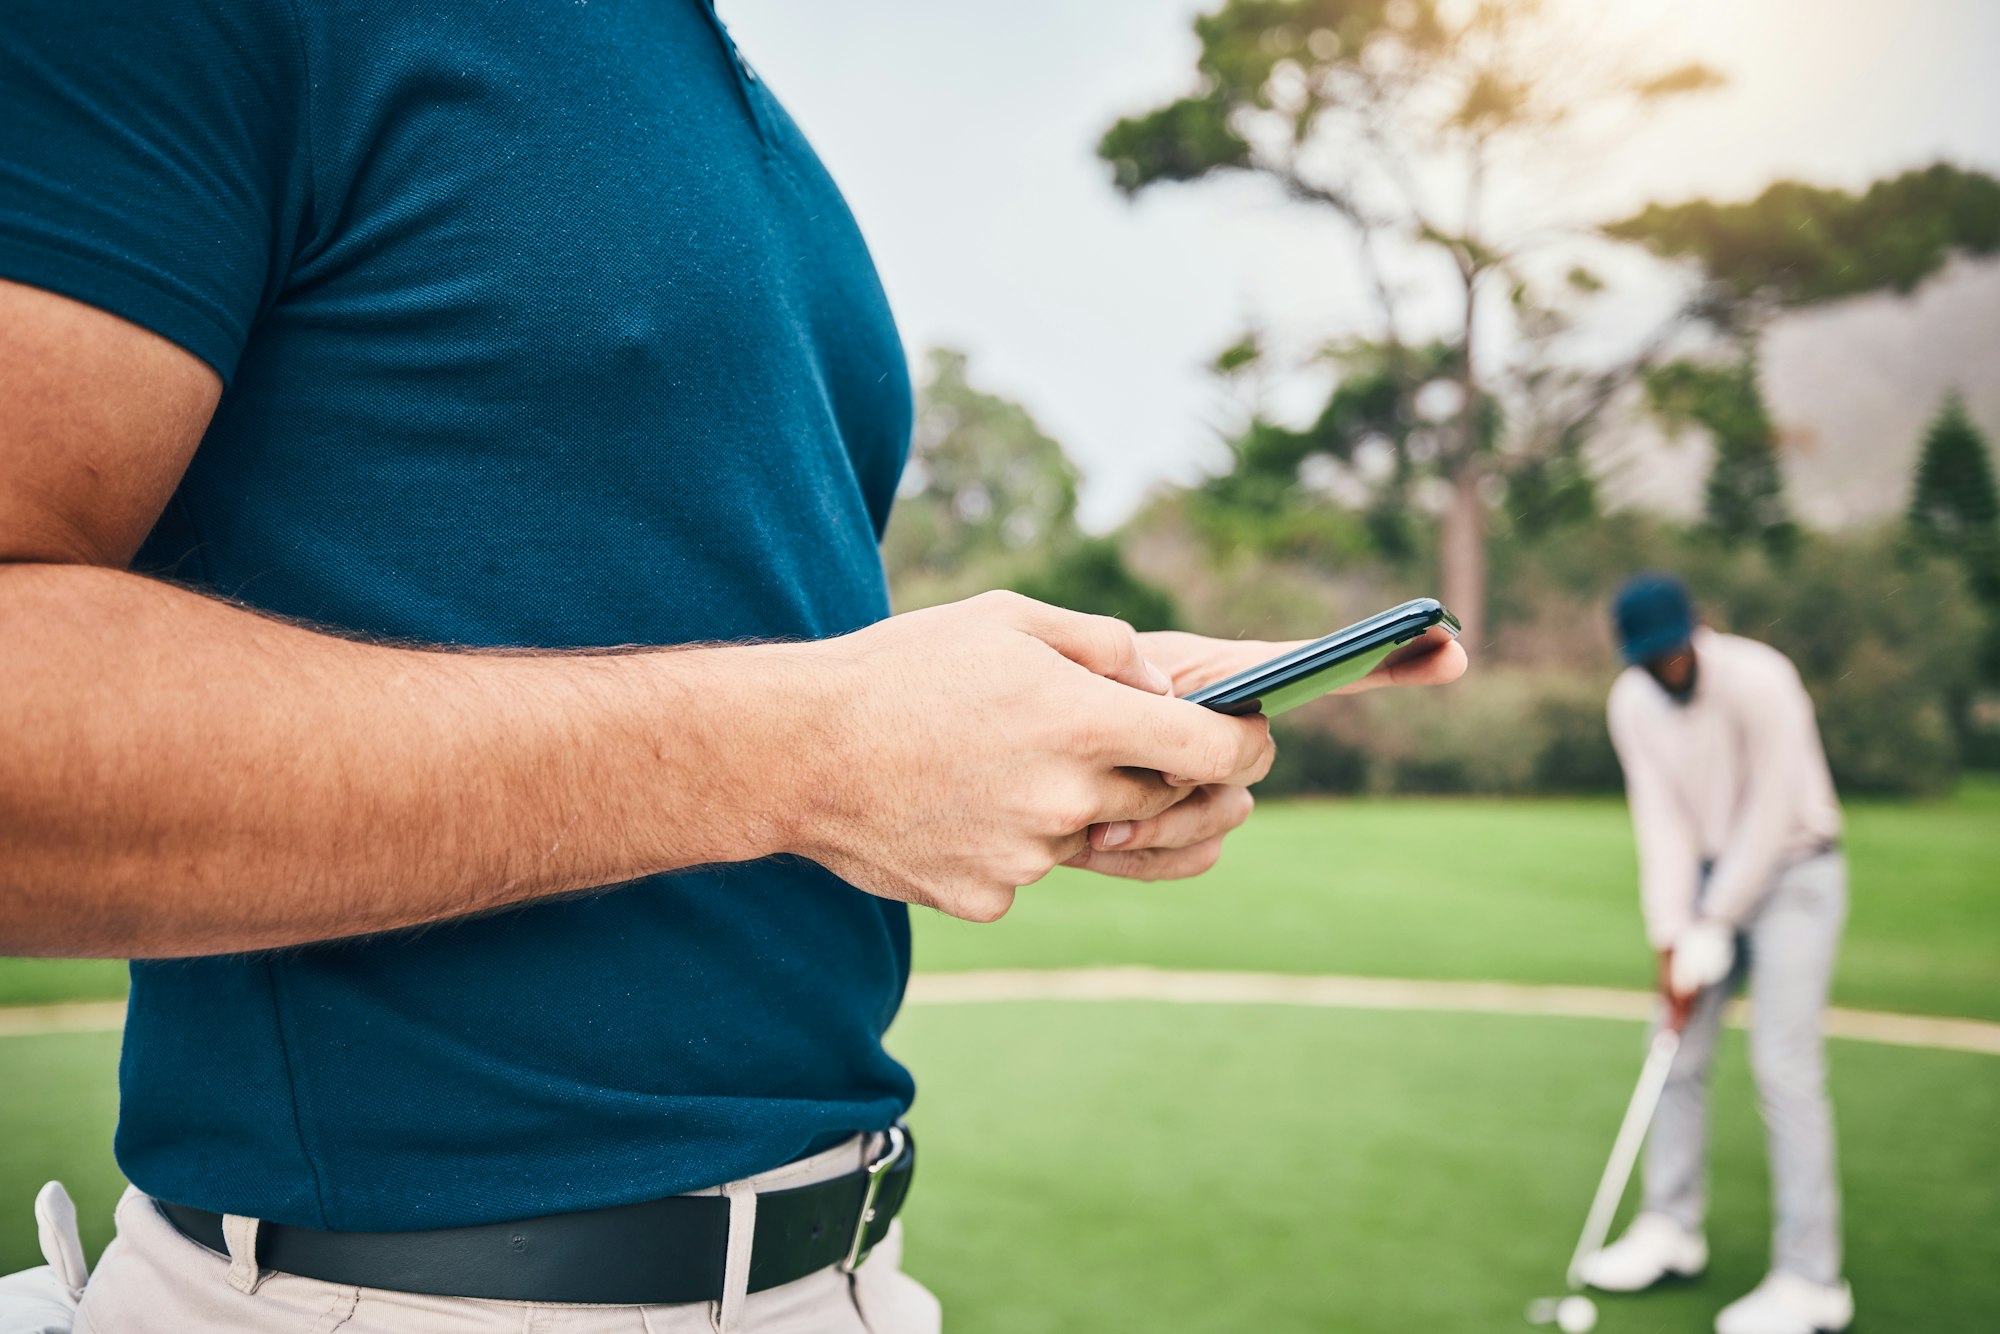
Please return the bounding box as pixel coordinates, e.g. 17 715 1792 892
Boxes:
1011 536 1179 632
884 344 1987 796
1676 533 1980 794
1905 392 2000 686
1607 163 2000 320
1643 357 1795 552
1193 340 1481 566
881 348 1080 592
1098 0 1720 203
1592 164 2000 581
881 350 1179 627
1909 392 2000 542
1503 449 1597 539
1261 667 1620 797
1094 1 2000 666
1095 0 1726 643
1254 524 1982 797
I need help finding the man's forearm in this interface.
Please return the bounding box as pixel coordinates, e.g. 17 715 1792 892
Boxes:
0 564 825 958
1610 721 1698 950
1701 694 1813 929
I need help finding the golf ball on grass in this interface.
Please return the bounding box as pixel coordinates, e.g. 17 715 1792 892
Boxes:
1556 1295 1598 1333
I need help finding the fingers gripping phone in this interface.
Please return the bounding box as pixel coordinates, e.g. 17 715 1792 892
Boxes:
1184 598 1461 716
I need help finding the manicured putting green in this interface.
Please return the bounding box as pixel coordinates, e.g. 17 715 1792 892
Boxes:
3 1006 1994 1333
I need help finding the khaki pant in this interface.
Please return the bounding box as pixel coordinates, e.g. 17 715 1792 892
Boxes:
74 1136 942 1334
1644 851 1847 1284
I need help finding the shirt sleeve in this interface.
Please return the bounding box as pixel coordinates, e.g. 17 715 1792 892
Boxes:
0 0 311 384
1609 680 1701 950
1701 656 1816 929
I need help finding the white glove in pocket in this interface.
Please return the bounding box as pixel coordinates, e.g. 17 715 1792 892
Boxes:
0 1182 88 1334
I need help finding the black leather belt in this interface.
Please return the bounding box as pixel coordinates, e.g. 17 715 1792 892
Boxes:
156 1127 914 1305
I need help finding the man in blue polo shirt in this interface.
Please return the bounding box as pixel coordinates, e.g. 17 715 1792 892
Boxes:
0 2 1465 1330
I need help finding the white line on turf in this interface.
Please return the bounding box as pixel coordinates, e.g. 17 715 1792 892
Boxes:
3 971 1996 1057
0 1000 127 1039
903 967 2000 1057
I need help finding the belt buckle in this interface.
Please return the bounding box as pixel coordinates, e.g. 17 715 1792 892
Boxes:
840 1124 907 1273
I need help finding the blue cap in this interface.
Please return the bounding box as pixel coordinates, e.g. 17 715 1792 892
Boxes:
1612 573 1695 665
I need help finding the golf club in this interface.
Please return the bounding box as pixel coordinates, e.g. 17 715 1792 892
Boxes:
1524 1021 1685 1331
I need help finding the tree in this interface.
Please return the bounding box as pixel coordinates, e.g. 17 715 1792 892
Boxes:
1012 536 1181 631
1907 392 2000 683
1097 0 1723 646
1909 392 2000 548
1607 163 2000 327
881 348 1081 595
1644 358 1793 551
882 348 1181 626
1193 335 1460 566
1608 164 2000 554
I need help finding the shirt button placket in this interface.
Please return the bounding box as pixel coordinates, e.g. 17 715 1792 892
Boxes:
700 1 769 145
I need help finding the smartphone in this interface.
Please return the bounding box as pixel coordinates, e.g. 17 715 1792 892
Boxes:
1184 598 1460 716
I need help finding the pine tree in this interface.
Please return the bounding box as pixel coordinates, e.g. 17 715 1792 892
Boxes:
1705 421 1793 552
1908 393 2000 546
1645 357 1794 550
1908 393 2000 685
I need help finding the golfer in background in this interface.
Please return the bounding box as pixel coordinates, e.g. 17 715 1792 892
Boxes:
1582 575 1853 1334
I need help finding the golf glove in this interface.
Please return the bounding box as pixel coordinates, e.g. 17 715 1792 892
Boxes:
0 1182 86 1334
1670 919 1734 997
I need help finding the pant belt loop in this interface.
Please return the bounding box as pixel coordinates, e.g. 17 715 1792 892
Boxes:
711 1180 758 1334
221 1213 266 1295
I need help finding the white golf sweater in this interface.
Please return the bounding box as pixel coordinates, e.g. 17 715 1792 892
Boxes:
1607 628 1842 949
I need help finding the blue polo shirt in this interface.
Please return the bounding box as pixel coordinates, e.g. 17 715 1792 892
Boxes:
0 0 916 1229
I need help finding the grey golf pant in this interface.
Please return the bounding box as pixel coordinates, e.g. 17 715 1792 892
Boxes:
1644 850 1847 1284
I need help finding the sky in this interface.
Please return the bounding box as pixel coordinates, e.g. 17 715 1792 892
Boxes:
726 0 2000 528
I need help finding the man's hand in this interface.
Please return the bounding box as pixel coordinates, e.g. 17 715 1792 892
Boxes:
1656 949 1696 1034
1056 626 1470 882
3 282 1263 954
1657 920 1733 1033
1669 919 1735 997
0 275 1435 950
1135 626 1469 700
1062 781 1256 882
790 592 1275 922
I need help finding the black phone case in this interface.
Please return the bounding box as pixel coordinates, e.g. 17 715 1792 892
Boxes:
1185 599 1457 715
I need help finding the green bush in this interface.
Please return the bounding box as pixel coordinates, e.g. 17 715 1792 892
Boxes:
1010 536 1180 631
885 373 1984 797
1259 720 1370 798
1262 523 1983 796
1274 668 1618 796
1677 531 1980 794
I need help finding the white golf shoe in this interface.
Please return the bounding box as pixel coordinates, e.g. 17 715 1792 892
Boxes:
1713 1273 1854 1334
1578 1212 1707 1291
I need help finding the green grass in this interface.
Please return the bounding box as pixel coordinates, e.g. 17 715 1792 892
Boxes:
0 1033 125 1272
6 784 1995 1019
891 1004 2000 1334
4 1010 1994 1332
1 785 1993 1327
0 959 126 1008
912 781 2000 1021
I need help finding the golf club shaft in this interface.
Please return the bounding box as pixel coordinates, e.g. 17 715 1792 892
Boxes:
1564 1028 1681 1289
